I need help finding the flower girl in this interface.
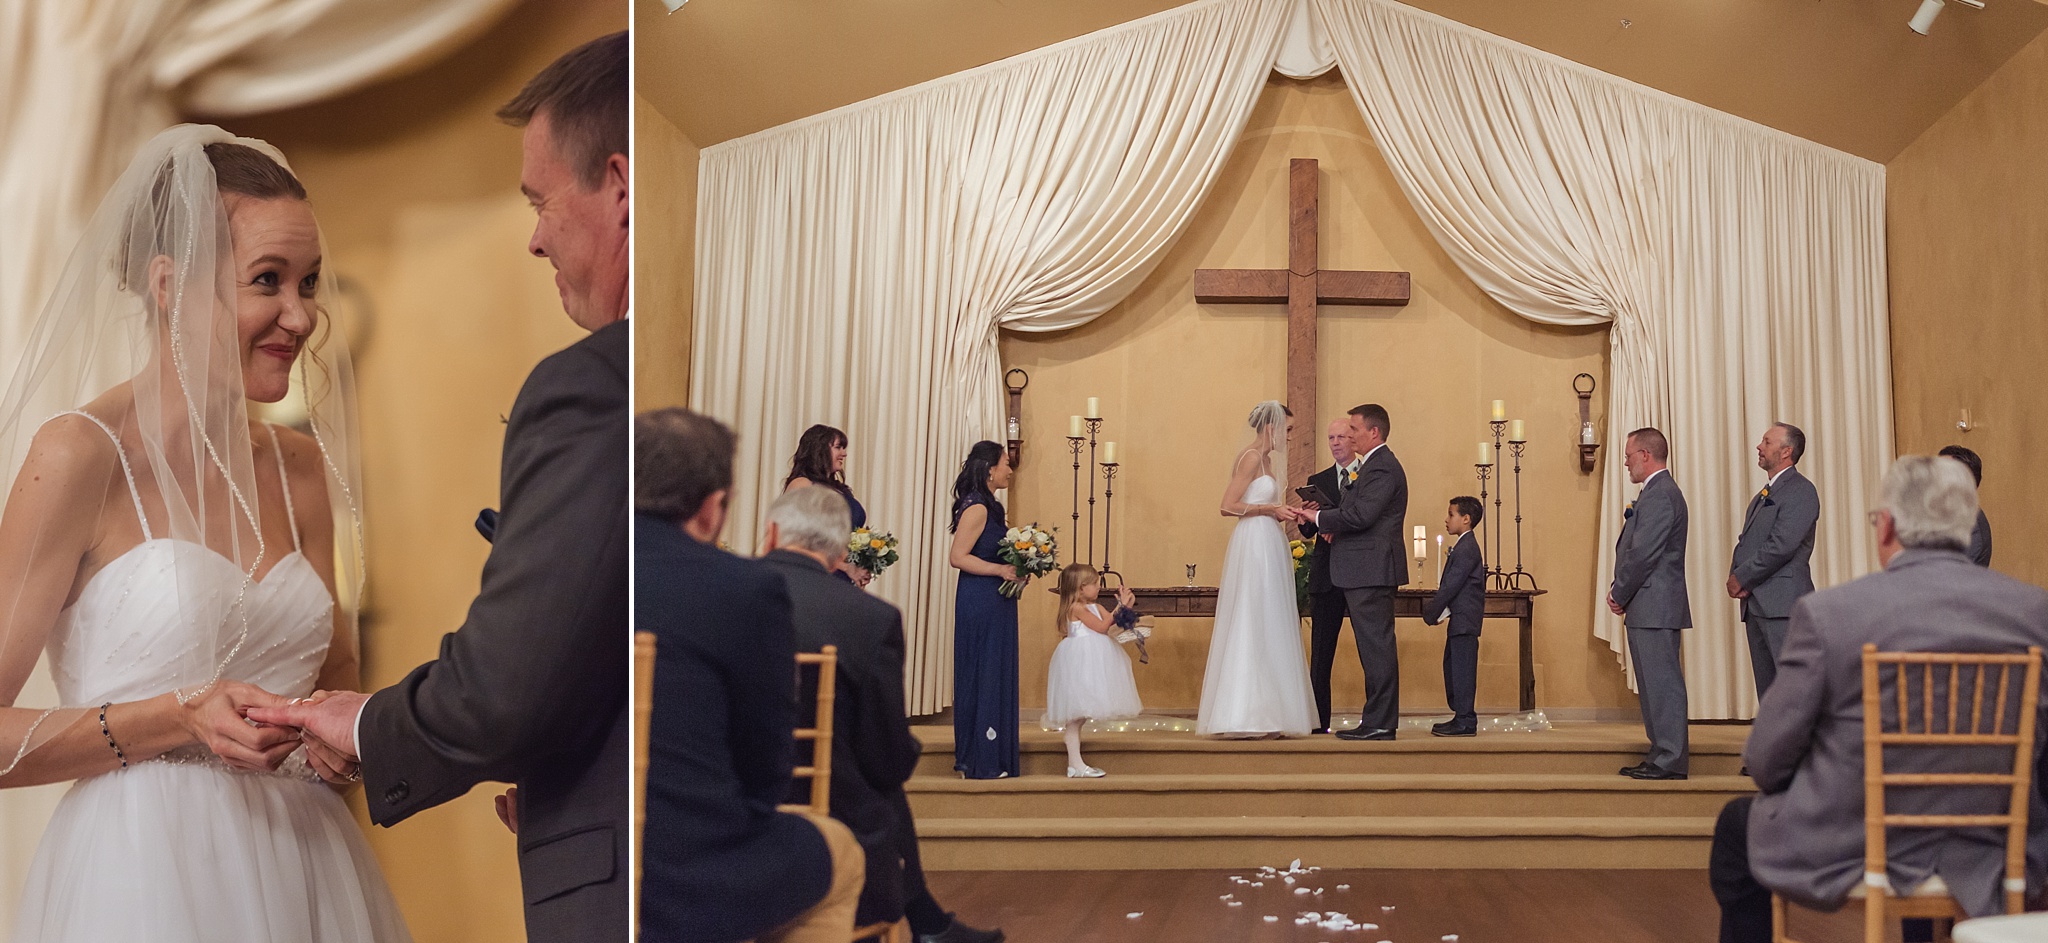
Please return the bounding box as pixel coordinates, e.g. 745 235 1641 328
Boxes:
1045 564 1144 777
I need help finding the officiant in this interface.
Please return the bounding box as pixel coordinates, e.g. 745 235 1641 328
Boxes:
1295 418 1366 734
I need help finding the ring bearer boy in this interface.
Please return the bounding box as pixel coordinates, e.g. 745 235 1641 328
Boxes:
1423 496 1487 737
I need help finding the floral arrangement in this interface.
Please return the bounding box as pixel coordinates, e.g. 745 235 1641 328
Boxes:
1111 605 1152 664
997 523 1058 598
1290 538 1312 616
846 527 900 578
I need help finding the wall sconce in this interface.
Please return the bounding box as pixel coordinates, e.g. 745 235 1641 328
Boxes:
1957 407 1974 433
1004 368 1028 467
1574 373 1600 473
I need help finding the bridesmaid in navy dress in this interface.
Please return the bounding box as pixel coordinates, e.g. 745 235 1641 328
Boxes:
948 440 1020 779
782 424 870 585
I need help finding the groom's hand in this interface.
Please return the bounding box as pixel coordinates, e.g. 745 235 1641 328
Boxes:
247 690 368 760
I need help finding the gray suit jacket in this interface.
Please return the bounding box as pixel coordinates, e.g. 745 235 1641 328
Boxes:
360 321 629 942
1745 549 2048 917
1611 470 1691 629
1314 445 1408 590
1729 465 1819 620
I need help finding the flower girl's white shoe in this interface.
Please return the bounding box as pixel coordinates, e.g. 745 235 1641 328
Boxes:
1066 765 1106 778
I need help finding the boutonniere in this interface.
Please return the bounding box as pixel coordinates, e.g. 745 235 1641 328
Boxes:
1624 500 1636 520
1345 467 1359 484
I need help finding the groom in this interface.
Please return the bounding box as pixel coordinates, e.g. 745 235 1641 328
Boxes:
1289 404 1409 740
250 32 630 942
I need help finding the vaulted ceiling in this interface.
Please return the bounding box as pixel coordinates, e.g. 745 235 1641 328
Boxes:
636 0 2048 163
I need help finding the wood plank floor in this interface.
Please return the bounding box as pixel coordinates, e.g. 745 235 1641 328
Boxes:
925 868 1878 942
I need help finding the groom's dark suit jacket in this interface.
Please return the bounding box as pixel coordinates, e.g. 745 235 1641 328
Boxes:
358 320 629 942
1316 445 1410 590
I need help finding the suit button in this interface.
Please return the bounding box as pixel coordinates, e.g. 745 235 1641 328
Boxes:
386 782 409 804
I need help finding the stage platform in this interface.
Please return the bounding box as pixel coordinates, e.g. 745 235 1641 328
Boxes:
908 721 1751 871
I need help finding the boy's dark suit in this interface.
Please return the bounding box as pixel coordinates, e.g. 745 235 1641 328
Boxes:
1423 531 1487 728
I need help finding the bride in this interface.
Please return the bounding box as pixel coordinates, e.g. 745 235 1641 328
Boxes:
0 126 408 939
1195 401 1318 737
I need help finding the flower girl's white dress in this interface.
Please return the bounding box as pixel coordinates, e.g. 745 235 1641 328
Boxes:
14 418 410 942
1043 604 1142 727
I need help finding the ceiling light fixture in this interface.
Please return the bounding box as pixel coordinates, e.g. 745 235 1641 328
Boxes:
1910 0 1987 36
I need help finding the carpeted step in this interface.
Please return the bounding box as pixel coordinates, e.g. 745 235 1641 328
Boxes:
905 772 1753 819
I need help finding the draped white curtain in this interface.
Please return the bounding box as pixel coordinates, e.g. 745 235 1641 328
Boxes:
690 0 1893 719
692 0 1294 712
1312 0 1891 718
0 0 515 919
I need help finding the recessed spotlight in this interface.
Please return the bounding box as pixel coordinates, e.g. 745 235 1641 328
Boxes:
1910 0 1987 36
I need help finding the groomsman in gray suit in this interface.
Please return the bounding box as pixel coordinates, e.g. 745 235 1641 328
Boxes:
1292 403 1409 741
1726 423 1820 697
1707 456 2048 943
1608 427 1691 780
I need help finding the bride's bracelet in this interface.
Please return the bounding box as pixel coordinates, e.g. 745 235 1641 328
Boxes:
97 703 128 769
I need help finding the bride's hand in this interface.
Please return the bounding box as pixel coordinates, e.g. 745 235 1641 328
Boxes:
179 681 300 772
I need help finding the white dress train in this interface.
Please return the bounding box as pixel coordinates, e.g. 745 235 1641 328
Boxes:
1196 475 1318 736
14 417 410 942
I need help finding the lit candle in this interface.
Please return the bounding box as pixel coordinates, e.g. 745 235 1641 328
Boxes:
1509 419 1526 443
1102 441 1117 464
1069 415 1083 437
1478 442 1494 466
1437 534 1446 581
1491 400 1505 422
1086 397 1101 419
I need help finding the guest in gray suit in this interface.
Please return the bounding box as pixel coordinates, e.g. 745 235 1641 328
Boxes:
1707 455 2048 943
1726 423 1820 697
1608 427 1691 780
1939 445 1993 568
1290 403 1409 741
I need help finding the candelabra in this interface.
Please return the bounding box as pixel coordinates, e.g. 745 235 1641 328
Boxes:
1474 459 1494 580
1505 437 1538 590
1099 460 1121 580
1067 434 1085 557
1084 418 1103 565
1488 419 1507 588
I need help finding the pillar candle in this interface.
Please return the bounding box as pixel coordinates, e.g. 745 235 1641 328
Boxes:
1086 397 1101 419
1491 400 1505 422
1102 441 1117 464
1581 422 1597 445
1509 419 1526 442
1414 525 1426 540
1069 415 1083 437
1414 537 1426 560
1478 442 1494 466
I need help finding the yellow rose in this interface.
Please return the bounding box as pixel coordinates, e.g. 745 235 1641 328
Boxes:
870 539 886 549
1014 540 1032 550
1292 546 1305 558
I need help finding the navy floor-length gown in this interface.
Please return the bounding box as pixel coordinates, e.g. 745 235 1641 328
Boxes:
952 492 1019 779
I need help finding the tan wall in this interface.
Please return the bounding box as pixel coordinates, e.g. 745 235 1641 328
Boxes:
1887 30 2048 589
219 2 625 941
635 95 698 409
999 74 1633 715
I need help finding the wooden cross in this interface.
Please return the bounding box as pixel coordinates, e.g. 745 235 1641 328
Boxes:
1192 158 1410 487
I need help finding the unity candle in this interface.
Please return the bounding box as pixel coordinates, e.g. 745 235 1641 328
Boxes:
1412 525 1427 561
1102 441 1117 464
1069 415 1082 437
1490 400 1505 422
1509 419 1526 443
1085 397 1101 419
1478 442 1494 466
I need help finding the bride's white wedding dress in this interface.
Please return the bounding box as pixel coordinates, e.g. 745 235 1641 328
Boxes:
14 416 410 942
1196 474 1318 736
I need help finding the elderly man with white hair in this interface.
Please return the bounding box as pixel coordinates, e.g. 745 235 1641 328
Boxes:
1707 455 2048 943
761 487 1007 943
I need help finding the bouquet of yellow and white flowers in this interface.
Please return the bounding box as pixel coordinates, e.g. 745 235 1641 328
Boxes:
1289 538 1312 616
997 523 1058 598
846 527 900 578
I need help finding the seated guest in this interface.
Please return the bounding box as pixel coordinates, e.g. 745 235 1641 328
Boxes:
1938 445 1992 568
638 408 864 943
1423 496 1486 737
1708 455 2048 943
761 487 1005 943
